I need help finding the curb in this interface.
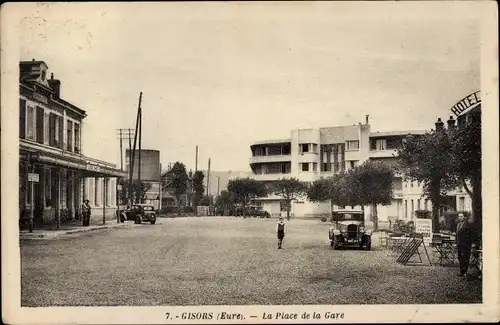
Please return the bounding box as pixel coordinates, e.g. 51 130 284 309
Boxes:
20 223 130 240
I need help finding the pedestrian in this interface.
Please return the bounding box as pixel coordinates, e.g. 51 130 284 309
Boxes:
82 199 92 227
456 213 472 277
277 217 285 249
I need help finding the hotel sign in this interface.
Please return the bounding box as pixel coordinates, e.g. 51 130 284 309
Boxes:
450 90 481 117
33 92 48 104
86 163 101 172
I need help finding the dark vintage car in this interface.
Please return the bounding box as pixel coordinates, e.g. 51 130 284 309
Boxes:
328 210 372 250
121 204 157 224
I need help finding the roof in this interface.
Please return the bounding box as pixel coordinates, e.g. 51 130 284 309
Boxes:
251 139 291 146
369 130 427 137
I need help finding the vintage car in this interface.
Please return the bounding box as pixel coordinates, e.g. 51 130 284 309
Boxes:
328 209 372 250
122 204 157 224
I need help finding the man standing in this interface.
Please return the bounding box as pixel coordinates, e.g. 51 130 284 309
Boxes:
277 217 285 249
82 199 92 227
456 213 472 276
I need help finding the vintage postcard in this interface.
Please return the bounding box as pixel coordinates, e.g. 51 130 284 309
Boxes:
1 1 499 324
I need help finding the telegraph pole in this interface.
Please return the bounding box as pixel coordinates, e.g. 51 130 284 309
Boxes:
206 158 211 197
131 92 142 204
195 146 198 172
217 176 220 196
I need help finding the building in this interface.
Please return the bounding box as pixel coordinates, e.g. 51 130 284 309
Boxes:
19 59 126 229
248 115 432 223
125 149 162 209
160 167 193 208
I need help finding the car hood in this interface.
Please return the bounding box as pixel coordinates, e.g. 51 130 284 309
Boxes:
330 220 363 228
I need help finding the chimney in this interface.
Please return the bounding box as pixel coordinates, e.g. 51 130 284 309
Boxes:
435 118 444 131
447 116 455 129
48 73 61 98
365 115 369 125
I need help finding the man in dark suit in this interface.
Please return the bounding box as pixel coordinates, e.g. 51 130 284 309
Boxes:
456 213 472 276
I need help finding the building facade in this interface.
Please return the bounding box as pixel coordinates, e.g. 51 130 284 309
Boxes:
19 60 126 229
248 116 434 224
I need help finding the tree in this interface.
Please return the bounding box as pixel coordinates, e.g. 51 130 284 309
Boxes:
398 130 459 232
307 173 351 218
215 190 235 216
199 195 212 206
449 117 481 240
346 161 394 231
272 178 307 220
170 162 189 216
118 178 152 205
227 178 268 217
192 170 205 208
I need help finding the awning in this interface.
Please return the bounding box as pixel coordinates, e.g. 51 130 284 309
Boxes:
20 141 127 178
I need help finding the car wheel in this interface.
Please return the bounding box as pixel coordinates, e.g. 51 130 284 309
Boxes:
136 215 142 224
150 216 156 224
332 240 338 250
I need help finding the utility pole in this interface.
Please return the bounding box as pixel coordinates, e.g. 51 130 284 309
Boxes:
217 176 220 196
138 96 143 203
206 158 211 197
131 92 142 204
195 146 198 172
117 129 124 170
206 158 211 216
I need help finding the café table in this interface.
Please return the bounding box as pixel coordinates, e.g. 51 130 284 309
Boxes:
432 238 457 266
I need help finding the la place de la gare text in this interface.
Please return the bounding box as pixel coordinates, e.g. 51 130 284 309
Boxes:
166 311 345 321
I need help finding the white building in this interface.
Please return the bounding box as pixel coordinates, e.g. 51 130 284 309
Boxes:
247 116 472 225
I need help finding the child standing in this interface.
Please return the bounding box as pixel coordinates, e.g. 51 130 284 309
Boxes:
277 217 285 249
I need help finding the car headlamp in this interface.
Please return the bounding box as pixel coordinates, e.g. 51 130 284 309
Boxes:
359 227 365 233
340 225 347 232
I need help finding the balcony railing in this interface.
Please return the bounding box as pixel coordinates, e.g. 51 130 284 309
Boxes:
249 154 292 164
252 173 292 182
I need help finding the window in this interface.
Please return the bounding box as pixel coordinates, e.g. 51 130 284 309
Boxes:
312 144 318 153
405 200 408 219
346 140 359 150
67 120 73 151
44 113 50 145
411 199 414 218
26 104 36 140
459 197 465 211
424 199 428 210
36 106 44 143
301 163 309 172
300 143 309 153
20 99 26 138
44 168 51 207
376 139 387 150
410 181 413 188
312 162 317 172
417 199 421 210
74 123 80 153
349 160 358 169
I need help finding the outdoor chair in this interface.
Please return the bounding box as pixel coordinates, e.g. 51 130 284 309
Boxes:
432 236 457 266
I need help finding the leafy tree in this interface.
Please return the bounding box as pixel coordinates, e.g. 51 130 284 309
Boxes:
346 161 394 231
118 178 152 205
449 117 481 236
192 170 205 207
271 178 307 220
307 173 351 218
398 130 459 232
227 178 268 217
170 162 189 216
199 195 212 207
215 190 235 216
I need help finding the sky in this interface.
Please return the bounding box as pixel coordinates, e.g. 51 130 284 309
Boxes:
17 2 481 172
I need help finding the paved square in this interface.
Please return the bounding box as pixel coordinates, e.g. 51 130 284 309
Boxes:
21 217 482 306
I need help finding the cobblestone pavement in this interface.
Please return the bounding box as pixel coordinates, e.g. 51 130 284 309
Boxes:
21 217 481 306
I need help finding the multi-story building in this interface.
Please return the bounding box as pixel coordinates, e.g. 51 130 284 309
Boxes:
248 115 433 223
19 59 126 229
